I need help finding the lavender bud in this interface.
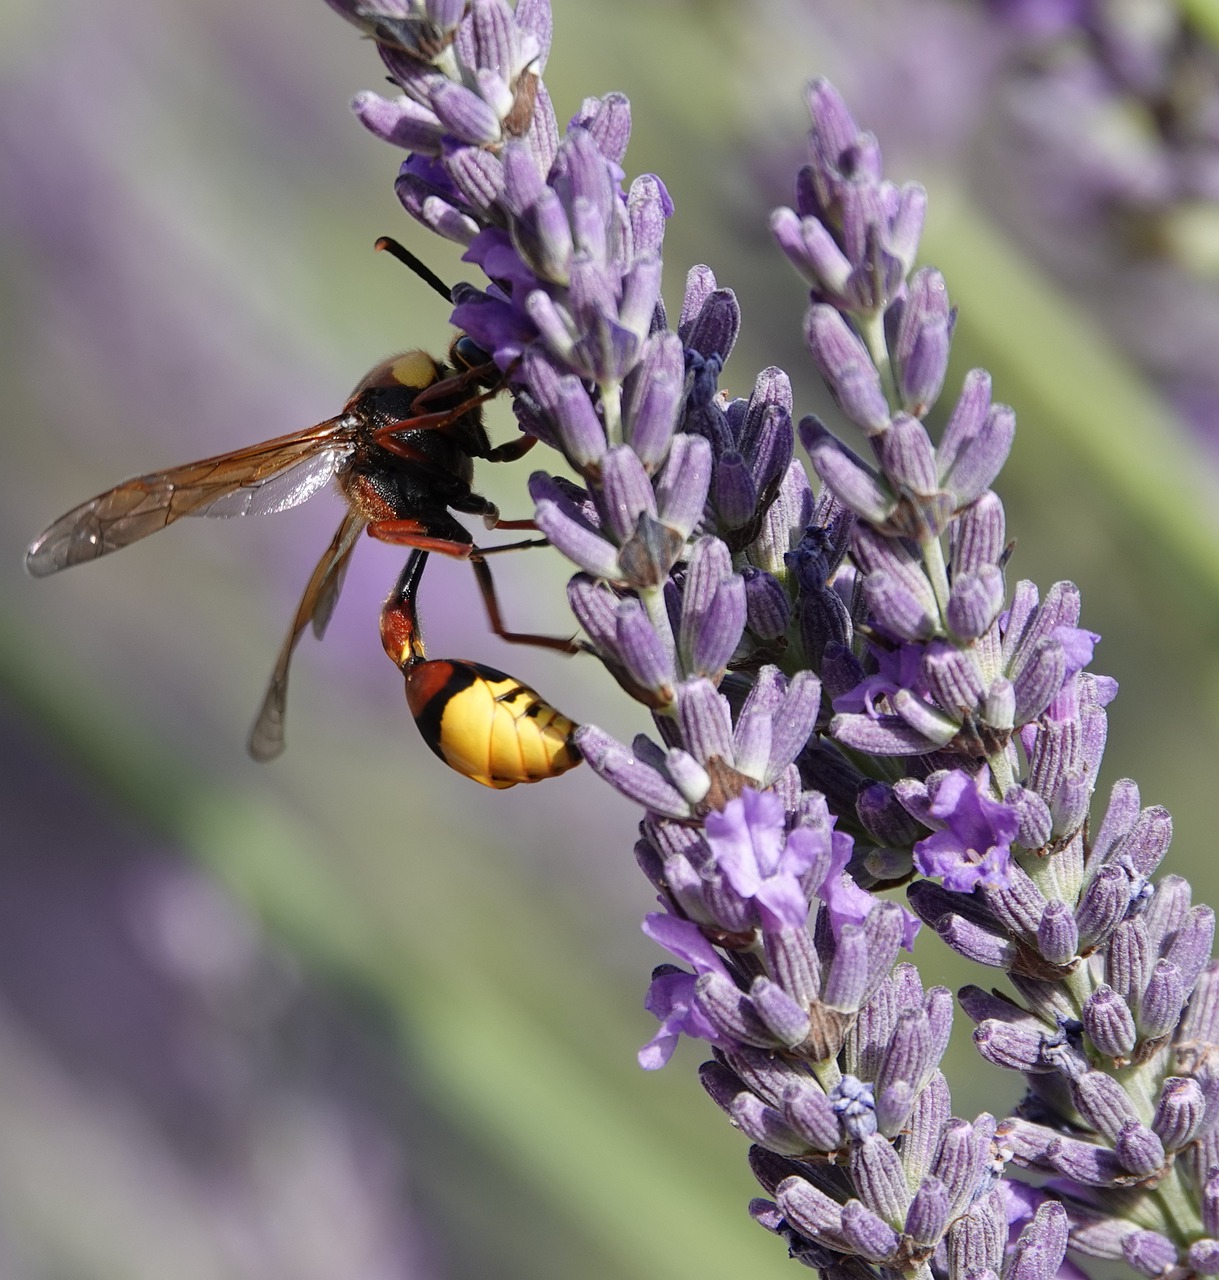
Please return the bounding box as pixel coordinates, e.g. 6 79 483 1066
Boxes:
776 1176 847 1250
1076 864 1133 952
849 1133 910 1224
1181 964 1219 1045
1072 1071 1139 1142
903 1073 951 1185
574 725 691 818
1165 906 1216 993
531 473 622 579
712 451 759 529
801 420 893 525
692 576 747 680
722 1046 800 1106
939 399 1015 509
945 566 1005 641
804 306 891 434
1037 902 1079 966
1106 919 1151 1007
1008 1202 1070 1280
840 1200 901 1262
623 331 683 470
655 435 711 541
1004 784 1054 851
1044 1133 1127 1184
695 971 775 1048
973 1020 1048 1073
1123 1231 1183 1277
731 1092 811 1157
782 1083 842 1152
1082 986 1137 1059
935 914 1017 969
921 643 985 719
1114 805 1173 878
862 904 907 998
889 268 952 416
946 1189 1006 1277
903 1176 950 1247
933 1115 994 1217
873 1009 933 1135
741 568 790 640
750 976 812 1047
1011 638 1068 727
822 923 869 1012
1138 960 1186 1038
923 987 954 1068
983 863 1049 939
950 488 1006 576
1152 1077 1206 1151
681 286 740 365
1115 1120 1165 1177
614 598 675 698
771 207 851 297
1145 876 1193 954
764 926 822 1010
1187 1239 1219 1276
855 781 922 847
877 415 938 497
699 1059 747 1115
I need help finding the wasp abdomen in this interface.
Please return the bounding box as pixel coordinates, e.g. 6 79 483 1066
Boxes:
405 659 581 788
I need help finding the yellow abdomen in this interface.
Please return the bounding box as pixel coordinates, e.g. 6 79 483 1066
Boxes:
405 659 581 788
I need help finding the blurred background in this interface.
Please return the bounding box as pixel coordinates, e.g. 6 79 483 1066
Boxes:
4 0 1219 1276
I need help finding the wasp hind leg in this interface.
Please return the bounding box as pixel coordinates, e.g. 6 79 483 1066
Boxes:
372 515 578 662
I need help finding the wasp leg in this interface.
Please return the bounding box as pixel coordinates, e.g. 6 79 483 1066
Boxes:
487 516 539 531
371 380 503 457
467 555 580 654
368 518 476 558
482 435 537 464
373 518 577 657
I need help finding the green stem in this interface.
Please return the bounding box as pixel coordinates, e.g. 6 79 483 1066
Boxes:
641 583 678 683
1150 1164 1205 1240
601 379 623 447
858 310 898 407
919 535 951 623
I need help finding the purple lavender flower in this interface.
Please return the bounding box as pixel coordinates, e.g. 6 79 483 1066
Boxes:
322 7 1219 1276
908 768 1018 891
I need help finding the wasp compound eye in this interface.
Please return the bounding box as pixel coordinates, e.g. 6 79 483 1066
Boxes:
404 659 581 788
451 334 493 372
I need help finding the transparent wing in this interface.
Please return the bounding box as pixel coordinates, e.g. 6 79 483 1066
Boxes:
247 509 368 762
25 420 356 577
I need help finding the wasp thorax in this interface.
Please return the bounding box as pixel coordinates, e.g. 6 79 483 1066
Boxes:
351 349 445 397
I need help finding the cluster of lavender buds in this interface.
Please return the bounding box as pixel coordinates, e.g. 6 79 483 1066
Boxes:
322 3 1219 1276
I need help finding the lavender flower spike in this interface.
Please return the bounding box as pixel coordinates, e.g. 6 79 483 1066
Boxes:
327 6 1219 1276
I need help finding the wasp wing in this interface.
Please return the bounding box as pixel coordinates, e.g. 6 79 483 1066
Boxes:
25 420 357 577
247 509 368 762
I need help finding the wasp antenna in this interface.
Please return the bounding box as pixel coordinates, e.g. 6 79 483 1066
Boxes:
374 237 454 305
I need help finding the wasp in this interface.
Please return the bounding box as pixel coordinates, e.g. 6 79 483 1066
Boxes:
25 240 582 786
